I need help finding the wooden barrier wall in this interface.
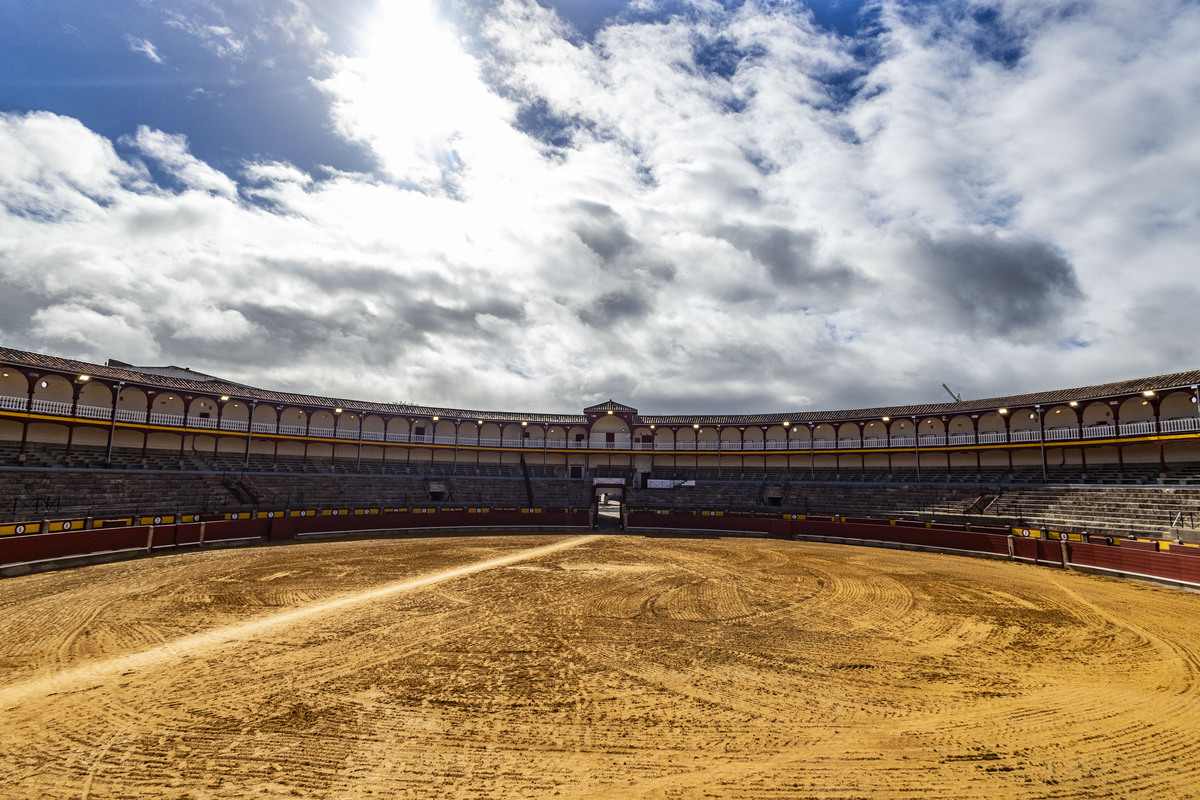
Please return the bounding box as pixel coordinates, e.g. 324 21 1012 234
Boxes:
625 510 1200 590
3 506 1198 590
0 508 591 573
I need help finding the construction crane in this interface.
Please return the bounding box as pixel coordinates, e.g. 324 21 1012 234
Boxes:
942 383 962 403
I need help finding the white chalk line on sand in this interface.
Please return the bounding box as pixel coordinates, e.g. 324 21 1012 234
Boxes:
0 534 602 711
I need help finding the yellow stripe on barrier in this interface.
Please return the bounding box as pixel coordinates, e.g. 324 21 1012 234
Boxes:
139 515 175 526
288 509 317 518
0 522 37 536
47 519 86 533
255 510 285 519
320 509 348 517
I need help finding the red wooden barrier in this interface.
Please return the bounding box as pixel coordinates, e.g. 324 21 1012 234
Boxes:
5 504 1198 590
0 526 151 566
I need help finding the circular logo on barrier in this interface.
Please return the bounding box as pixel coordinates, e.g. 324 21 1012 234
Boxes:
332 509 339 516
1059 532 1068 541
421 508 428 514
62 521 72 530
709 511 716 516
15 524 25 534
153 516 162 524
1021 529 1030 537
231 513 240 520
300 510 307 517
267 512 275 518
364 509 371 515
791 514 798 520
1106 536 1114 546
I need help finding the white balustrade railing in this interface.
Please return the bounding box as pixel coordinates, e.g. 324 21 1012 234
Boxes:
77 403 112 420
1162 417 1200 433
31 398 73 415
4 392 1200 454
1119 420 1156 436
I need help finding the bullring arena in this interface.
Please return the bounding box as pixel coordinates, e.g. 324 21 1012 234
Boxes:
5 347 1200 798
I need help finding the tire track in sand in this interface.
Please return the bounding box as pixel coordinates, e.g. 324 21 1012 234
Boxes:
0 534 602 712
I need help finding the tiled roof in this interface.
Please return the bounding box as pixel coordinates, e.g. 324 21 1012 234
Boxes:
3 345 1198 428
584 400 639 414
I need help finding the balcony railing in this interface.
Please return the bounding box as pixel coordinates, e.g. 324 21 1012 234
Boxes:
4 393 1199 454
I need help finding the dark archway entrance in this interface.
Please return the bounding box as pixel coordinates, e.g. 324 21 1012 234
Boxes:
594 485 624 530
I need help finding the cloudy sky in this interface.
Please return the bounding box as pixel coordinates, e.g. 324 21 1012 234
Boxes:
1 0 1197 415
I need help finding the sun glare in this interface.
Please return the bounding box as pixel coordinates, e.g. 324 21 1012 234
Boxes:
330 0 488 186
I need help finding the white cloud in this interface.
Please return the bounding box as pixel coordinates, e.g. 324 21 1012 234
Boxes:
0 111 148 220
125 127 239 198
30 303 160 364
2 1 1199 412
164 13 248 61
125 35 164 64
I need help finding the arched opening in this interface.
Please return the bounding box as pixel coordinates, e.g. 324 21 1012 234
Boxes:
590 416 631 450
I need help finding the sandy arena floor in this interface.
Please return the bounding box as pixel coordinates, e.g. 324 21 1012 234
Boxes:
1 533 1199 799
